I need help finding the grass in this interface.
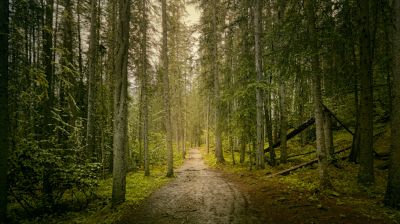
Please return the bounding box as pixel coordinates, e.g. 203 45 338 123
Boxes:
200 129 400 223
69 149 185 224
12 148 185 224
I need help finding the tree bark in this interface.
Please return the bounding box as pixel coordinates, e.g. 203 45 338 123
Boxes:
87 0 99 158
212 0 224 163
112 0 130 206
140 0 150 177
254 0 265 169
357 0 374 185
323 110 334 161
206 97 210 154
0 0 9 221
305 0 332 189
384 0 400 209
162 0 174 177
265 91 276 165
42 0 55 207
279 83 288 163
240 135 246 163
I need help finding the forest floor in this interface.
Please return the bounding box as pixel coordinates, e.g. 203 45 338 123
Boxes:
116 148 258 224
117 146 400 224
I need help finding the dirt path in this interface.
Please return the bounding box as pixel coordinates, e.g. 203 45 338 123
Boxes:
119 148 263 224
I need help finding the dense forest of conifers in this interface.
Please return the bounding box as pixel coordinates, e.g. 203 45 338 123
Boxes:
0 0 400 223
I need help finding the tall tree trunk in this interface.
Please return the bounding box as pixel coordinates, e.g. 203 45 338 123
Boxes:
61 0 75 129
140 0 150 177
305 0 331 189
323 110 334 161
212 0 224 163
206 97 210 154
265 92 276 166
279 83 288 163
87 0 99 158
350 76 360 163
162 0 174 177
42 0 55 207
0 0 9 221
384 0 400 209
240 135 246 163
112 0 130 206
357 0 374 185
76 1 86 120
254 0 265 169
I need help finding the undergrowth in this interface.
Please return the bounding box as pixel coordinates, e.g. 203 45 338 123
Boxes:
200 129 400 223
11 149 185 224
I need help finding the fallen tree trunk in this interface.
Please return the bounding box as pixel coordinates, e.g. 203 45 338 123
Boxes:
322 104 354 136
267 146 352 177
288 150 316 159
264 118 315 153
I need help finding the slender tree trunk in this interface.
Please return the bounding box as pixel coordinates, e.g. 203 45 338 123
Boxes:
212 0 224 163
42 0 55 207
265 95 275 165
162 0 174 177
358 0 374 185
0 0 9 221
206 97 210 154
384 0 400 208
279 83 288 163
273 95 279 144
305 0 331 189
240 135 246 164
323 110 334 161
140 0 150 177
61 0 75 128
254 0 265 169
350 76 360 163
87 0 99 158
112 0 130 206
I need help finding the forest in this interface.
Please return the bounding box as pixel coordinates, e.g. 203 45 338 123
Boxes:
0 0 400 223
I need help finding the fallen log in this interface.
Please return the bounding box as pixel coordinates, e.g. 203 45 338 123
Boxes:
264 117 315 153
322 104 354 136
288 150 316 159
267 146 352 177
267 159 318 177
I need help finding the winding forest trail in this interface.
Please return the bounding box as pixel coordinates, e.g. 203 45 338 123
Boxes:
118 148 262 224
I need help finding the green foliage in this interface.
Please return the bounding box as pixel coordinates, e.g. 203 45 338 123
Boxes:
8 119 101 217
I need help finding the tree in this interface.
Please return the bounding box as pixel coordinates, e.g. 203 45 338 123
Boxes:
42 0 55 207
384 0 400 209
254 0 265 169
305 0 331 189
211 0 224 163
0 0 9 221
162 0 174 177
357 0 374 186
87 0 99 158
112 0 130 206
139 0 150 177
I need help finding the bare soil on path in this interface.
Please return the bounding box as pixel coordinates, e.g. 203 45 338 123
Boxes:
118 148 262 224
117 148 395 224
